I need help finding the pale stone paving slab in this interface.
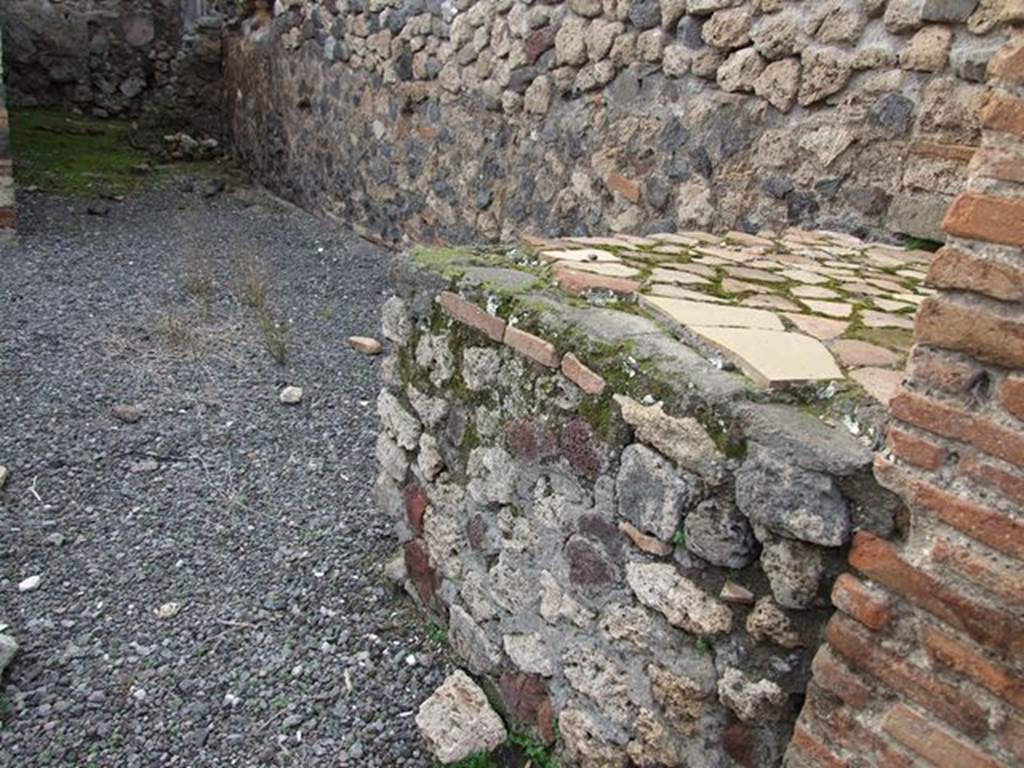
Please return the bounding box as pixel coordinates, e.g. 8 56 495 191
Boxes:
641 296 785 331
692 327 843 386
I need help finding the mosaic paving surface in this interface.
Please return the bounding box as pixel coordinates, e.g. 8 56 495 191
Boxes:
527 228 935 400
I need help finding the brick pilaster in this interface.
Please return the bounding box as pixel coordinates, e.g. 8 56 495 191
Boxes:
786 33 1024 768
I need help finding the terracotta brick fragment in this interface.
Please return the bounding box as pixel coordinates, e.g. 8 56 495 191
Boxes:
932 537 1024 607
403 539 437 607
787 726 846 768
1000 376 1024 422
890 389 1024 469
499 672 556 744
552 264 641 296
942 192 1024 247
825 613 991 740
437 291 506 342
830 573 892 630
403 483 428 532
883 703 1002 768
922 624 1024 708
0 208 16 229
909 140 976 162
886 426 946 470
618 520 673 556
849 532 1021 654
503 325 560 368
916 293 1024 369
959 453 1024 507
811 645 871 709
927 246 1024 302
561 352 606 395
605 171 641 203
981 90 1024 136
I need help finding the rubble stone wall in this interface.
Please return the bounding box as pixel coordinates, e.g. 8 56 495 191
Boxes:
785 32 1024 768
0 29 14 237
225 0 1017 244
377 246 905 766
2 0 226 133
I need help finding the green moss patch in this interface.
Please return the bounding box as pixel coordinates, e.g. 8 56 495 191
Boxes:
10 109 157 196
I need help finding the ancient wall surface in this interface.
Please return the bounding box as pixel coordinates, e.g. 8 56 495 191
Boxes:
786 32 1024 768
375 225 918 765
2 0 226 133
0 29 15 237
224 0 1016 245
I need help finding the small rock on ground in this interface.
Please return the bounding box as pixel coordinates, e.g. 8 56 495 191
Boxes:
279 385 303 404
348 336 383 355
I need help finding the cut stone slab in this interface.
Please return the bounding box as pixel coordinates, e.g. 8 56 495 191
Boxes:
791 285 841 299
782 313 849 340
416 670 507 764
872 297 915 312
861 310 915 329
724 266 787 283
800 300 854 318
663 262 717 278
649 267 711 285
641 296 784 330
540 248 619 263
647 284 728 303
720 277 773 294
741 295 801 312
829 339 902 367
692 327 843 386
567 261 641 277
849 367 905 404
780 268 831 285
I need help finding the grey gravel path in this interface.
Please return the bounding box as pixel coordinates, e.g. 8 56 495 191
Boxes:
0 179 447 766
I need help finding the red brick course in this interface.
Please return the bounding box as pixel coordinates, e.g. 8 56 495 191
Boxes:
830 573 892 630
825 613 991 740
942 192 1024 247
437 291 507 342
922 624 1024 708
886 426 946 470
889 389 1024 469
1000 376 1024 422
848 532 1020 654
503 325 560 368
932 537 1024 608
810 645 871 709
915 293 1024 369
927 246 1024 302
883 703 1003 768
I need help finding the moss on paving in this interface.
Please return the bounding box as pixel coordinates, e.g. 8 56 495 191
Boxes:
10 109 157 196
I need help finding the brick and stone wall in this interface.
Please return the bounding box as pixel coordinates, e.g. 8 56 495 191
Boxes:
376 229 916 765
785 32 1024 768
224 0 1017 245
0 29 15 237
2 0 226 134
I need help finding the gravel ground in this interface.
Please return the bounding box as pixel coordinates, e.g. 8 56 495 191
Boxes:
0 178 449 767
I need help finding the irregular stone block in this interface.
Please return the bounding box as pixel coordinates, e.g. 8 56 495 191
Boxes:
759 535 826 609
416 670 507 764
717 667 787 723
684 499 756 568
735 449 850 546
378 389 422 449
626 562 733 634
613 395 723 482
616 443 698 541
448 605 502 674
746 597 803 648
